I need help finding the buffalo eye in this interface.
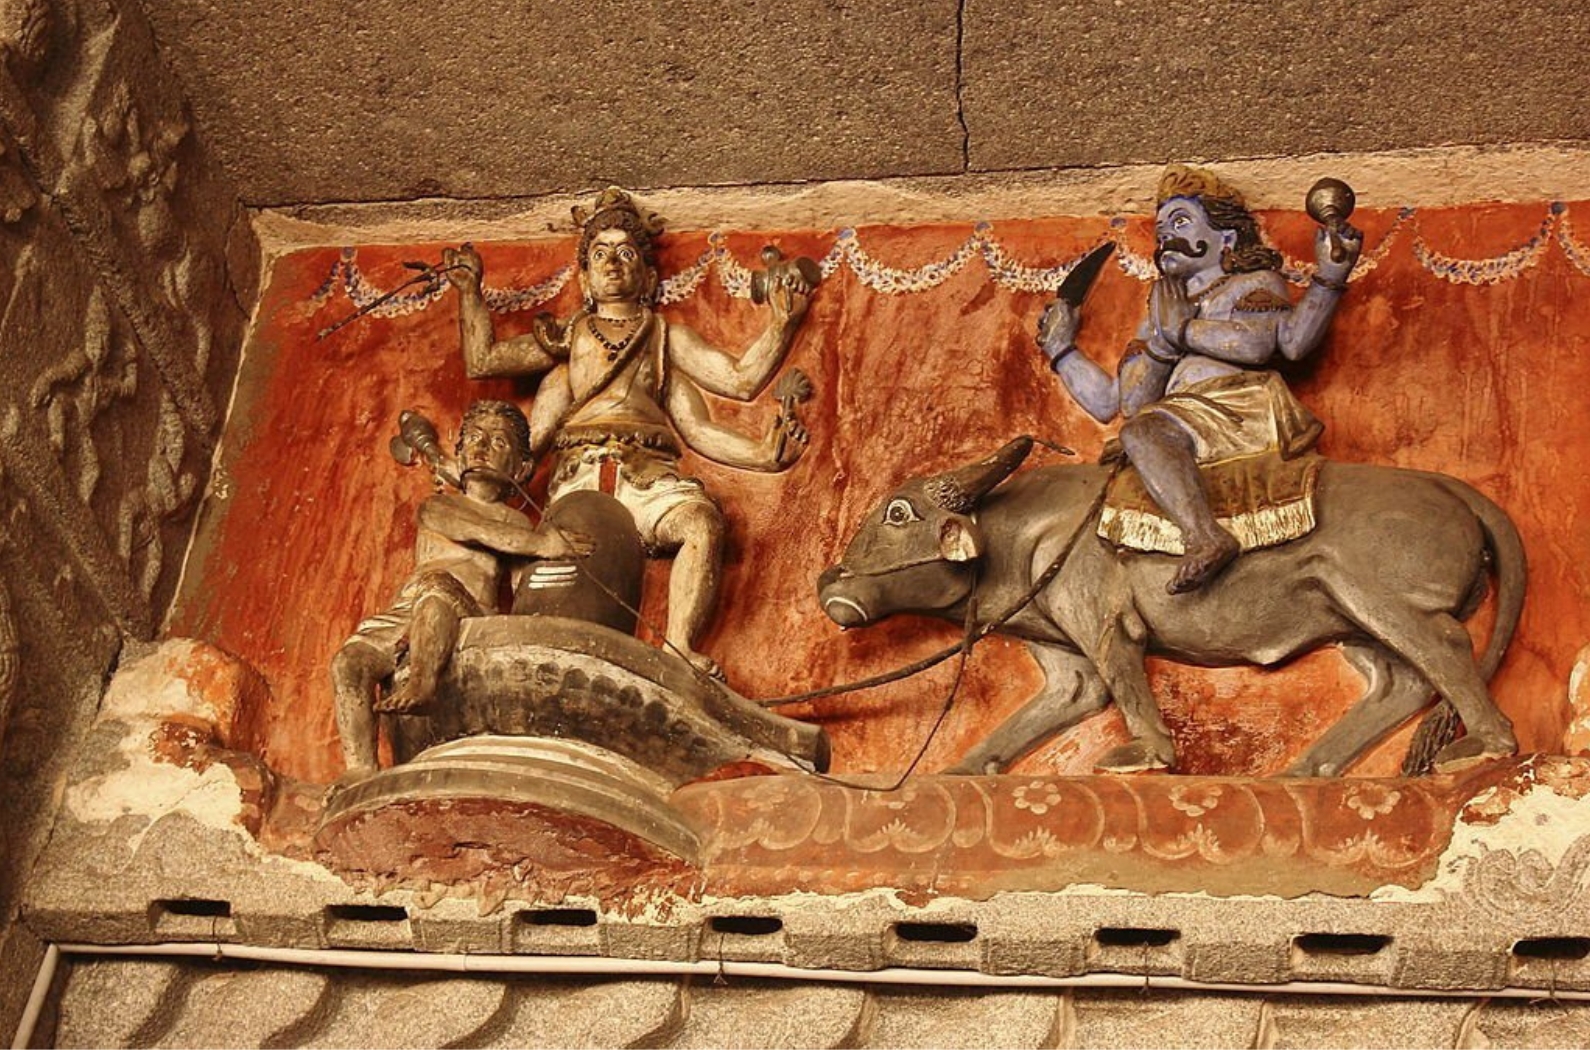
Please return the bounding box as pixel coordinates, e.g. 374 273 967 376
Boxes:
882 498 921 527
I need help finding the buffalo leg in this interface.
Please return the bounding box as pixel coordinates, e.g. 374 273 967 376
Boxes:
1086 616 1176 772
1325 578 1517 770
950 643 1107 774
1284 643 1432 777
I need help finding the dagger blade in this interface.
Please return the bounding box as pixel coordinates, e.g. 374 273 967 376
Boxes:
1055 242 1116 309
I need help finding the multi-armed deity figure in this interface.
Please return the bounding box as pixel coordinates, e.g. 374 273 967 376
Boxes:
330 400 590 775
1037 165 1363 593
819 165 1522 776
444 189 815 677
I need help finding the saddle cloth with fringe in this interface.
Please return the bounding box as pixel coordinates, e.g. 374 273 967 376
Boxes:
1098 451 1323 555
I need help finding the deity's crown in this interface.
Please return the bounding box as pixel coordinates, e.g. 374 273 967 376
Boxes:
1157 164 1247 210
572 186 666 241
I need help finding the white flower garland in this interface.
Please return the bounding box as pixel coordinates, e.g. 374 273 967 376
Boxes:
310 203 1590 317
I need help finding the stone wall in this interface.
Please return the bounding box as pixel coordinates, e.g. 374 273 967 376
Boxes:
45 957 1590 1048
19 154 1590 1048
133 0 1590 207
0 0 256 1038
0 2 1585 1043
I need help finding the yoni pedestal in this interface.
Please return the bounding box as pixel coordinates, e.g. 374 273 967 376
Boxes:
313 614 829 891
315 735 702 886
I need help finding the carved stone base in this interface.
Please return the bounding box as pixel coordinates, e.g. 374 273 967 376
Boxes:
386 616 829 783
675 756 1584 899
314 735 702 893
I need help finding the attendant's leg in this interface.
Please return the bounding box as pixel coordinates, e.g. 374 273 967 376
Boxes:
1119 411 1238 593
331 637 395 776
378 572 476 713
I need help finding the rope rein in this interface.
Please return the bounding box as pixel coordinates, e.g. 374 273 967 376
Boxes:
449 438 1092 789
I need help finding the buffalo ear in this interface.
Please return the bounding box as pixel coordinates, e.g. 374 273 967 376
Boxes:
939 519 982 562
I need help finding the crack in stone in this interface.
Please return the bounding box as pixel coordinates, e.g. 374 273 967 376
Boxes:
954 0 970 171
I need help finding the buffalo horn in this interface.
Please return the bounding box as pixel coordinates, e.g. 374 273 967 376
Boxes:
926 436 1034 513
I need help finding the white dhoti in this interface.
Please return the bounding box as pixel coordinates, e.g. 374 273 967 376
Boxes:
549 445 717 552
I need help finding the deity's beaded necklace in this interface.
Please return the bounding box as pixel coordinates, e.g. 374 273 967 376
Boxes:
585 310 647 361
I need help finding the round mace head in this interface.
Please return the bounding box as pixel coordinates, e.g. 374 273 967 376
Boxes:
1306 177 1356 224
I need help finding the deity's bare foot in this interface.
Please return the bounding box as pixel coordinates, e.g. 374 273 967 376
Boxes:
1168 529 1240 594
1430 732 1517 773
372 675 436 714
1094 740 1173 774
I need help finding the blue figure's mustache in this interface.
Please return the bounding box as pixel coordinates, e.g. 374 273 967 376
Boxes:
1155 237 1210 270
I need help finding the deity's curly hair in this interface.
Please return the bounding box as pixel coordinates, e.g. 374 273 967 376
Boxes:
1157 165 1282 275
457 399 532 462
574 187 664 272
1200 195 1284 275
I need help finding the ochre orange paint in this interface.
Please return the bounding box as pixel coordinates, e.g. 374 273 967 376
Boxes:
171 203 1590 784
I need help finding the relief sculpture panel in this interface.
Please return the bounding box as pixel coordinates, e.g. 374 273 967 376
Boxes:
88 171 1576 923
23 169 1590 986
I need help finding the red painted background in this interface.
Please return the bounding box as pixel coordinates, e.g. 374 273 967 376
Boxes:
173 201 1590 784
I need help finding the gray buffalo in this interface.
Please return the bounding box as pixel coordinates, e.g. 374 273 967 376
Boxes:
816 437 1522 776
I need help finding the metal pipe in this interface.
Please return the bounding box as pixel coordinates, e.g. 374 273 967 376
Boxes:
49 941 1590 1002
11 943 59 1050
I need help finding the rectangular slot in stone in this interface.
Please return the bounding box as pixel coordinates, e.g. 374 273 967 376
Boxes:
893 922 978 944
510 908 602 955
1094 927 1180 949
1090 927 1185 975
327 904 408 924
1512 937 1590 961
150 899 236 939
709 915 784 937
1294 932 1392 956
324 904 412 946
524 908 599 927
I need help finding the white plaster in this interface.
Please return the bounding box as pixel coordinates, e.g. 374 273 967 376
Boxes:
67 639 254 853
252 143 1590 254
1372 769 1590 905
61 720 344 888
67 755 244 832
100 638 228 726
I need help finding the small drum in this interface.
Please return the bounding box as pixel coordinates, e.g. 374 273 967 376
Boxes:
512 490 643 634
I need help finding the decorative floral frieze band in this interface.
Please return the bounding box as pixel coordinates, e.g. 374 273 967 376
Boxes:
309 203 1590 321
661 759 1584 900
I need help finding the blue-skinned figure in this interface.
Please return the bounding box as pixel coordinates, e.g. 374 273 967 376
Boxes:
1038 166 1363 593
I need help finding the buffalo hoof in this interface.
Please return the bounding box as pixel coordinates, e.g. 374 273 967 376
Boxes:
1278 760 1340 778
1431 734 1515 774
944 758 1002 776
1094 741 1172 774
